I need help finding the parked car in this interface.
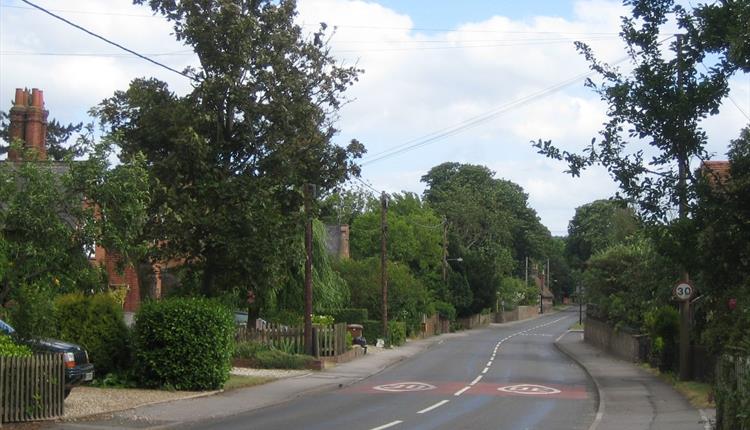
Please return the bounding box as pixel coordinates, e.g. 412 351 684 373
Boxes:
0 318 94 397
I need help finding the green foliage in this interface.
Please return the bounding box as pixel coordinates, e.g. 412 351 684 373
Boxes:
0 141 149 308
254 350 314 370
336 257 433 334
421 162 552 314
97 0 364 303
497 277 537 308
133 298 234 390
715 354 750 430
361 320 383 342
6 282 57 339
583 238 674 331
233 341 270 359
330 308 368 324
312 315 335 326
0 334 32 357
55 292 130 375
433 301 456 321
644 306 679 371
388 321 407 346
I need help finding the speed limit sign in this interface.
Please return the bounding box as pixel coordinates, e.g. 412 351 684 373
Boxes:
673 282 694 301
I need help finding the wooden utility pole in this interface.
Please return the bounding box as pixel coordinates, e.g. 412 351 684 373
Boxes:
303 183 314 356
442 217 448 284
380 192 389 345
675 34 691 381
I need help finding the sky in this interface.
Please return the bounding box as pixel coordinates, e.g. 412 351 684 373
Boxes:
1 0 748 236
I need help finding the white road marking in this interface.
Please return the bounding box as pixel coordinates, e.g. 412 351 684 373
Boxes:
486 361 492 367
454 386 471 396
371 420 403 430
417 400 450 414
482 367 489 374
470 375 483 385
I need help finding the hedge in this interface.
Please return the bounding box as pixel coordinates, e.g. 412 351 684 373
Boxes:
362 320 407 346
133 298 234 390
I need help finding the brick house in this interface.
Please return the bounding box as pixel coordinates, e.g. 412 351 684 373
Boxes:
4 87 143 311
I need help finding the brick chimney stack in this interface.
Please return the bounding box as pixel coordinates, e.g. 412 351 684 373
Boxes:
7 87 48 161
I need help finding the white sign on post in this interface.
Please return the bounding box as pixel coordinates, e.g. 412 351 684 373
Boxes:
673 282 694 301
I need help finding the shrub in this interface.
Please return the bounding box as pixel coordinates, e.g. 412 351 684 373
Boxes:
56 292 130 375
330 308 369 324
312 314 334 325
389 321 407 346
254 350 314 369
362 320 384 342
644 305 679 371
433 301 456 321
133 298 234 390
233 341 270 359
7 282 57 339
0 334 32 357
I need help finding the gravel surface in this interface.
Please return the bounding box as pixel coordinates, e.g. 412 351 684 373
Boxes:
63 387 211 420
230 368 309 378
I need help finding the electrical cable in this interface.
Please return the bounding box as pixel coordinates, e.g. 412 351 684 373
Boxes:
18 0 197 81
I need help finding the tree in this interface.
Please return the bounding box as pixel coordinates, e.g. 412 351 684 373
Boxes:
565 199 640 271
692 0 750 73
318 185 374 226
421 162 552 314
97 0 364 305
534 0 730 228
0 142 150 334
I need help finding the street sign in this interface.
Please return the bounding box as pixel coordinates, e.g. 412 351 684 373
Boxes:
673 282 694 301
373 382 436 392
497 384 561 395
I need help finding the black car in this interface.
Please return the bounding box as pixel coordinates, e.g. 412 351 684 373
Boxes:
0 318 94 397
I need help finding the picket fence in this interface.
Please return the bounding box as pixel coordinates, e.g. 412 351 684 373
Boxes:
716 353 750 430
236 323 347 358
0 354 65 424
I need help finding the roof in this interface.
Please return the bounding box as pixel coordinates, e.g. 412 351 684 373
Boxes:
701 160 731 187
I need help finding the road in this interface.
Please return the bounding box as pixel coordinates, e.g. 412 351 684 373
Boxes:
186 308 595 430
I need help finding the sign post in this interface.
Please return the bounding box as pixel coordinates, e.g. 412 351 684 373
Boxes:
673 280 694 380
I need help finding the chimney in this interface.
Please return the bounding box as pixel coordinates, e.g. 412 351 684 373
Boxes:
7 87 49 161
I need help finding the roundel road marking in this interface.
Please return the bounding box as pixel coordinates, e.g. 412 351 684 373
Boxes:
373 382 436 392
497 384 562 395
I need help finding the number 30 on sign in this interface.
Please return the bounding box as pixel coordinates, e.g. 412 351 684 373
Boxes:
673 282 694 301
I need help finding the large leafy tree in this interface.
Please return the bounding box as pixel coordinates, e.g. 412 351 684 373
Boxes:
97 0 364 301
692 0 750 73
566 199 640 271
421 162 552 314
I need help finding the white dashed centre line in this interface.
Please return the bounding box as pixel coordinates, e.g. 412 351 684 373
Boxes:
482 367 489 374
418 400 450 414
470 375 483 385
454 386 471 396
371 420 403 430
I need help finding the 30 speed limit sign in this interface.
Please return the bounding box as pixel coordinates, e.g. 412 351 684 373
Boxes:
673 282 694 301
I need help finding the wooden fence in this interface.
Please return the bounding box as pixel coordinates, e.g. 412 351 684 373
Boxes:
716 354 750 430
0 354 65 424
235 323 347 358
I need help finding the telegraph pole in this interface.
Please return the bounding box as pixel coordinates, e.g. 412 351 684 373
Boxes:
303 183 314 356
380 192 389 345
442 217 448 285
675 34 692 381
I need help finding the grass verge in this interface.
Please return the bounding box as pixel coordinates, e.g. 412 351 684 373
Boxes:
222 375 276 391
639 365 715 409
569 322 584 330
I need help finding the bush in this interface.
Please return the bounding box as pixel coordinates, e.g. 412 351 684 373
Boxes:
644 305 679 371
7 282 57 339
0 334 32 357
389 321 406 346
330 308 369 324
362 320 383 343
133 298 234 390
233 341 270 359
433 301 456 321
254 350 314 369
56 292 130 375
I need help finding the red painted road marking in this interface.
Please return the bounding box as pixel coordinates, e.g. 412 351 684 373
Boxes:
373 382 437 392
498 384 561 395
351 382 587 399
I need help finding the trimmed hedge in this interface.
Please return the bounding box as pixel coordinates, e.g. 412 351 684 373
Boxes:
133 298 234 390
331 308 368 324
55 292 129 375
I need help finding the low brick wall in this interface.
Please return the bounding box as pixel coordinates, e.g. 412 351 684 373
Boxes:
495 306 539 323
584 317 648 362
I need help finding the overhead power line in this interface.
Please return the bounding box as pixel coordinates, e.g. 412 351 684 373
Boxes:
361 36 676 166
18 0 197 81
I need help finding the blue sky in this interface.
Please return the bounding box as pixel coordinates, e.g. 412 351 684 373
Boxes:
1 0 748 235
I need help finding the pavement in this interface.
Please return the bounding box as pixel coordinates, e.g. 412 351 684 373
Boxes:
47 311 714 430
555 329 715 430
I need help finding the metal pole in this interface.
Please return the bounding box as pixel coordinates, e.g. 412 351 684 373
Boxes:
303 184 314 356
380 192 388 345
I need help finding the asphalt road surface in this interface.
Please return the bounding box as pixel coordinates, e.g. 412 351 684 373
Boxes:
186 308 596 430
